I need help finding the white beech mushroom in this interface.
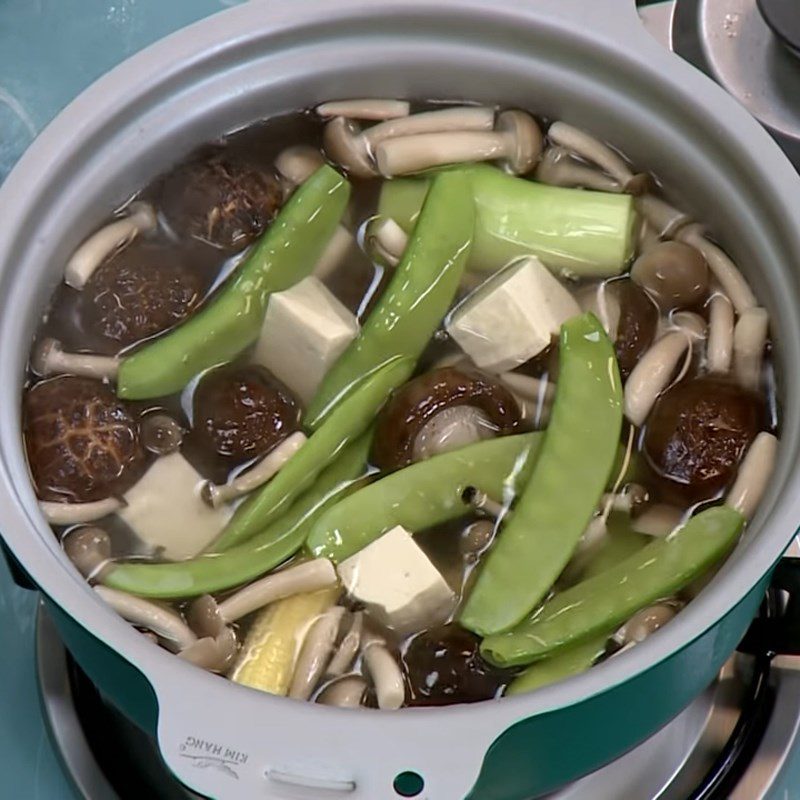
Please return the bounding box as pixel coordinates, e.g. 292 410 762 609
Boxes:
64 201 157 289
316 99 410 120
631 503 685 537
676 224 757 314
274 144 325 195
178 627 238 673
534 146 622 192
366 217 408 267
362 639 405 710
733 307 769 391
41 497 123 526
637 220 662 255
32 338 119 381
317 675 368 708
202 431 307 507
498 372 555 428
623 332 691 427
707 292 735 374
613 603 679 646
599 483 649 514
630 241 709 311
636 195 692 239
375 110 542 177
547 121 633 184
186 559 337 634
670 311 707 340
140 413 184 456
325 611 364 677
725 432 778 520
576 282 621 340
63 526 113 582
288 606 347 700
94 585 197 652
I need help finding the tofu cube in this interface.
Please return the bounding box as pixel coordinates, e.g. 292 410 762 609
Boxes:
117 452 231 560
254 276 359 403
446 256 580 372
337 525 456 635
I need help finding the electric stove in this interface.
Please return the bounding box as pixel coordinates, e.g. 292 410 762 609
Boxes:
2 1 800 798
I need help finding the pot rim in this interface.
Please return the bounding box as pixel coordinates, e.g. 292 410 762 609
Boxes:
0 0 798 734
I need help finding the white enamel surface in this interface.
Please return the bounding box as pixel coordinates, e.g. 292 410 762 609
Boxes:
118 452 230 560
0 0 799 798
337 525 455 636
447 256 579 372
254 275 359 403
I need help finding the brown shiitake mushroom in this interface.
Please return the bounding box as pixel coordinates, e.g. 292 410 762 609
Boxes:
644 377 762 502
24 376 145 503
372 367 520 470
192 366 299 465
403 624 510 706
80 245 205 348
159 154 283 250
613 279 659 379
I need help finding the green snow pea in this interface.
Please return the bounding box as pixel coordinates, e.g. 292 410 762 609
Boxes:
117 165 350 399
303 170 474 430
505 634 608 697
482 505 745 667
461 313 623 637
378 164 637 277
102 434 372 599
212 356 413 551
306 432 542 564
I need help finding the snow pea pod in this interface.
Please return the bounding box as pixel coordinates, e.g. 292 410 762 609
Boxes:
102 434 371 599
482 505 744 667
461 313 623 636
306 432 542 564
303 170 474 430
118 165 350 399
505 634 608 697
213 356 413 551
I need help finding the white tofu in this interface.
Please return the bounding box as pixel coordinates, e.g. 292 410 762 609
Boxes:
446 256 580 372
337 525 455 636
117 452 231 560
254 276 359 403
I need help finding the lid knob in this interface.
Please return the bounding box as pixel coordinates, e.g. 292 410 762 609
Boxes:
757 0 800 57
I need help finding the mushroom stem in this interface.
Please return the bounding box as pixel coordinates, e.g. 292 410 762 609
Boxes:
178 627 238 673
288 606 346 700
362 106 495 148
636 195 691 239
313 225 357 281
217 558 337 624
462 486 506 518
726 432 778 520
670 311 707 340
32 338 119 381
623 332 691 426
547 122 633 184
676 225 757 314
64 201 157 289
707 292 735 374
614 603 678 646
637 220 661 255
325 611 364 677
316 99 410 120
41 497 123 525
94 585 197 652
367 217 408 267
203 431 307 507
497 372 556 404
274 144 325 195
733 307 769 392
600 483 649 514
63 526 113 582
576 282 621 341
631 504 685 537
362 640 405 710
534 147 622 192
317 675 368 708
375 109 541 177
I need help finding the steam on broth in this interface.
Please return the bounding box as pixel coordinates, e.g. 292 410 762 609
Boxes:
23 101 777 709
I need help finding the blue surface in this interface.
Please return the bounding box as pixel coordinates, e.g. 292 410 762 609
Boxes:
1 1 800 798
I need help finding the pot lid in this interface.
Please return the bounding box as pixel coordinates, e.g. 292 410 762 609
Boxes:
672 0 800 166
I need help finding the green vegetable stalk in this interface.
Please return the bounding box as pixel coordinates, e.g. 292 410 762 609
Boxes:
482 505 745 667
117 165 350 399
378 164 637 278
306 432 542 564
212 356 414 551
461 313 623 637
101 434 372 599
303 170 474 430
